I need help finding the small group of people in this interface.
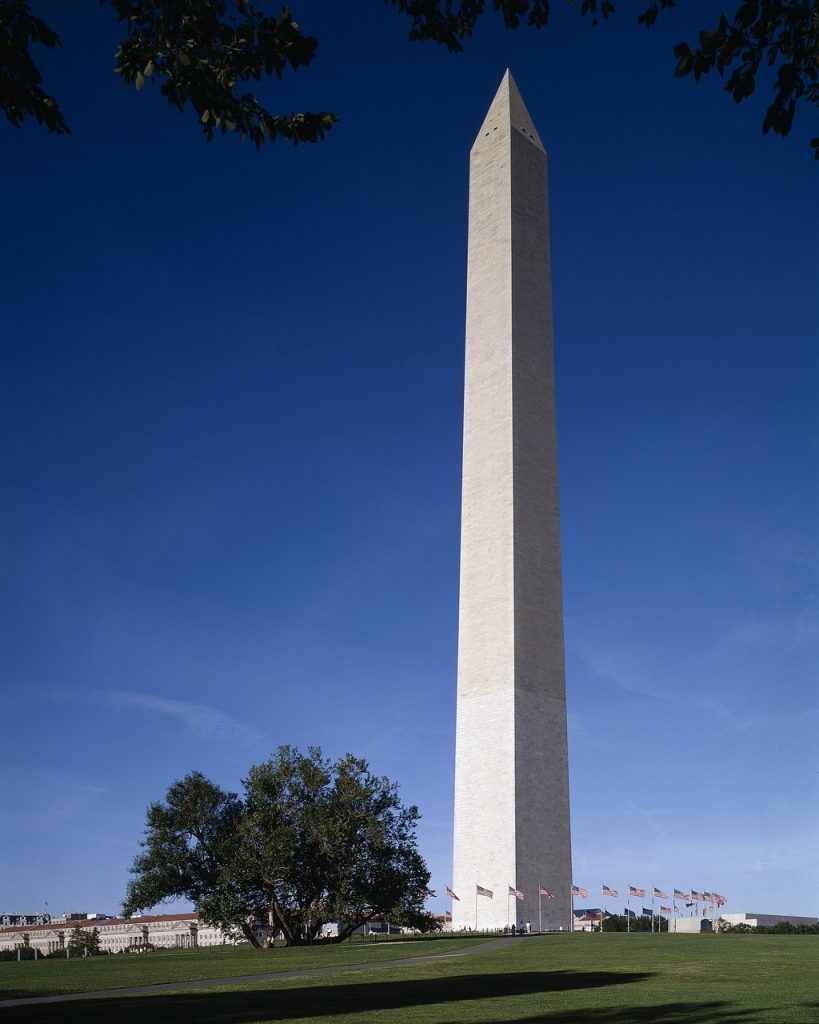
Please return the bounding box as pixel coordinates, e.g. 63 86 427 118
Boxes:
508 921 532 935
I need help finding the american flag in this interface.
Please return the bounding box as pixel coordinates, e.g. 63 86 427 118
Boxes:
642 907 653 917
714 893 727 906
572 885 589 898
691 891 706 901
508 886 524 900
602 885 619 898
629 886 645 898
653 887 668 899
659 906 674 915
539 888 554 898
624 907 636 918
476 885 493 899
446 886 460 902
674 889 690 901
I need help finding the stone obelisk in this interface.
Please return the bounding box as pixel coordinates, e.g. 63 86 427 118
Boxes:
452 71 571 932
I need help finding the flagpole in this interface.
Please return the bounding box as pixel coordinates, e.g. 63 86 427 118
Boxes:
652 893 655 934
570 889 574 933
538 889 542 935
475 884 478 933
627 897 630 934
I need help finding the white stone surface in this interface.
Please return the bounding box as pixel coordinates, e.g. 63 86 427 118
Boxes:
452 72 572 932
668 917 713 933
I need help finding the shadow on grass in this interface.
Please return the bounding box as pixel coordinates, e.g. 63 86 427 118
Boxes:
2 969 649 1022
441 1002 767 1023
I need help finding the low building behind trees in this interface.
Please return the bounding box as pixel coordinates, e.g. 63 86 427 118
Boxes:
0 913 232 955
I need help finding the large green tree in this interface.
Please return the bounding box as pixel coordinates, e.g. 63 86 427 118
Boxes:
1 1 817 157
123 770 256 942
124 746 435 946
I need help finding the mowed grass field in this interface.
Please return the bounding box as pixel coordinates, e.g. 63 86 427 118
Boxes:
2 933 817 1023
0 937 486 998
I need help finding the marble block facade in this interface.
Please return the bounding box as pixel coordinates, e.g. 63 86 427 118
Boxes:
452 71 572 932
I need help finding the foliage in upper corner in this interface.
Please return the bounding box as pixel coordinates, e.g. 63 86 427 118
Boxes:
123 746 436 947
105 0 337 147
0 0 69 133
4 1 816 159
386 0 819 158
0 0 337 146
662 1 819 159
385 0 615 51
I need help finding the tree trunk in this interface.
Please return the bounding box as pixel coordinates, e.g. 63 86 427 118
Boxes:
240 922 262 949
333 914 370 943
269 899 296 946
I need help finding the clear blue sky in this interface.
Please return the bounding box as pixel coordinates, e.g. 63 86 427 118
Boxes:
2 2 817 921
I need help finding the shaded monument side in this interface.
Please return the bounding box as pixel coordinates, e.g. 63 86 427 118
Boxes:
509 89 572 934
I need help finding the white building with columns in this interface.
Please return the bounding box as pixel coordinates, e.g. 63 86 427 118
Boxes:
0 912 233 955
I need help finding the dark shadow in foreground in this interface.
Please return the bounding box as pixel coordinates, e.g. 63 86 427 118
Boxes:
1 969 649 1022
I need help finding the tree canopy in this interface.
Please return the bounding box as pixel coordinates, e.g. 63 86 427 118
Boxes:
67 926 101 956
123 746 436 946
1 1 817 157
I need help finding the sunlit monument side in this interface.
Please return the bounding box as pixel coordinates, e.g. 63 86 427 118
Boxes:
452 71 572 932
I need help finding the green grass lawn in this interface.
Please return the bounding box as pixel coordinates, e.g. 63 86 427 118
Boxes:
0 936 488 999
2 933 817 1023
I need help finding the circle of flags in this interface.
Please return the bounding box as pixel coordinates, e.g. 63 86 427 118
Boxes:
443 882 726 919
442 879 726 942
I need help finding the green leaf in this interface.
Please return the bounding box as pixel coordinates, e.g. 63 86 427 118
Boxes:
675 54 693 77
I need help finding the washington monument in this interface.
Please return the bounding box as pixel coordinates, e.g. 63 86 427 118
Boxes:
452 71 572 932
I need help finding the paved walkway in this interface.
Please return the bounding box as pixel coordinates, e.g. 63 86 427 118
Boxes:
0 936 524 1009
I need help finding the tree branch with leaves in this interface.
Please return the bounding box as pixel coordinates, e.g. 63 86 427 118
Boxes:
109 0 336 146
2 1 816 157
387 0 819 158
0 0 336 147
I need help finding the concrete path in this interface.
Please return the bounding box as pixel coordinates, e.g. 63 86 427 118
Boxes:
0 936 524 1009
